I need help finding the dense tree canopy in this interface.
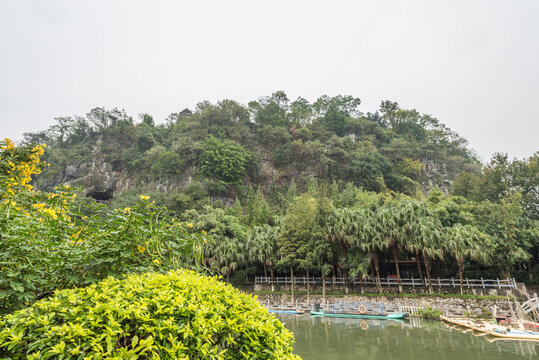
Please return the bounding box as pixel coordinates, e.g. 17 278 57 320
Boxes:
14 92 538 290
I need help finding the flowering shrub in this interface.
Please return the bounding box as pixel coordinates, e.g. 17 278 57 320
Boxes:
0 270 301 359
0 139 207 313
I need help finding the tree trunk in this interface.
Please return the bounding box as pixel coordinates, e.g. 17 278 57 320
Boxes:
322 270 326 301
416 252 424 285
372 252 382 294
392 244 403 293
306 269 310 302
263 262 267 278
458 259 464 295
269 264 275 292
528 262 533 282
226 271 230 283
344 269 349 294
424 254 433 294
290 265 294 300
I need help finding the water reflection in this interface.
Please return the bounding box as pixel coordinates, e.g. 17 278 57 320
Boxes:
274 314 539 360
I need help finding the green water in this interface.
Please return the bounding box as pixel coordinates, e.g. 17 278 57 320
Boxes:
275 314 539 360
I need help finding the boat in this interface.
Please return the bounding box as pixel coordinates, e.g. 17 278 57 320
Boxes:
309 301 408 320
441 315 539 341
310 310 408 319
268 309 304 315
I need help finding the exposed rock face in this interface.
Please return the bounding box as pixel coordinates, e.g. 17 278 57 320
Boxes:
37 161 196 201
420 159 452 195
36 155 454 200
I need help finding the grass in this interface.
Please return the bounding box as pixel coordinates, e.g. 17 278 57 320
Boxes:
253 290 505 300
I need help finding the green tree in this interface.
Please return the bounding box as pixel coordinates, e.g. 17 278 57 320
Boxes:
247 225 279 291
245 187 271 226
444 224 488 294
279 194 319 299
357 209 387 293
199 135 252 190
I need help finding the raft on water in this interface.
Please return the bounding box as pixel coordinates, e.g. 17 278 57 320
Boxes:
441 315 539 341
310 310 408 320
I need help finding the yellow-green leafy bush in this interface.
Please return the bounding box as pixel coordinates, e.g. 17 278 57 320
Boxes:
0 269 300 359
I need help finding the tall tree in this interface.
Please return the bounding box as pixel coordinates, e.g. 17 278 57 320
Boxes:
247 225 279 291
278 194 319 299
444 224 488 294
358 209 387 293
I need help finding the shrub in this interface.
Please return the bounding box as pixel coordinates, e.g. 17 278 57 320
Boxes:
0 139 207 313
0 270 301 359
417 306 441 319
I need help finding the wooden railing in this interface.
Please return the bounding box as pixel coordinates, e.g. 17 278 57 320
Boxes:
254 276 517 289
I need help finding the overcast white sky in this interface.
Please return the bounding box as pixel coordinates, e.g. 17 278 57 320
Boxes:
1 0 537 162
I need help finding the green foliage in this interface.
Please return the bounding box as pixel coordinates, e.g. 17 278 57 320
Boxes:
0 270 300 359
199 136 252 186
417 306 441 319
185 205 248 282
16 92 536 286
0 141 207 313
244 188 271 227
279 194 320 271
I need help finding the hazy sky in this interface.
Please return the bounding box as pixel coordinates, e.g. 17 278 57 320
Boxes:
1 0 538 162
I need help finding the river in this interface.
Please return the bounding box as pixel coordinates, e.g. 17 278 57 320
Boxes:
274 314 539 360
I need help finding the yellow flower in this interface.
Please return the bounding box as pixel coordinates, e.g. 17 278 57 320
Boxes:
136 245 146 253
153 258 161 265
139 195 150 201
187 223 193 229
124 207 131 214
32 203 46 210
42 208 58 220
201 229 206 235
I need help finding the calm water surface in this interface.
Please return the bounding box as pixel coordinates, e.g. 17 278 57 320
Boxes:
275 314 539 360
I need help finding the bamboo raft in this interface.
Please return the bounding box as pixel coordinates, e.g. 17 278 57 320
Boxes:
441 316 539 341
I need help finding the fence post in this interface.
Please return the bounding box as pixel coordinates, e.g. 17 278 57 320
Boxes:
497 278 500 289
387 278 390 286
332 276 335 285
438 277 441 288
466 278 470 288
481 277 485 289
451 278 454 287
412 277 415 288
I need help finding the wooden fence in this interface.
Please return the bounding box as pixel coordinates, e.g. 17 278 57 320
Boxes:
254 276 517 289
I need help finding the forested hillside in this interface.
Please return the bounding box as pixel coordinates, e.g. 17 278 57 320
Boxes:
18 92 538 286
25 92 478 203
